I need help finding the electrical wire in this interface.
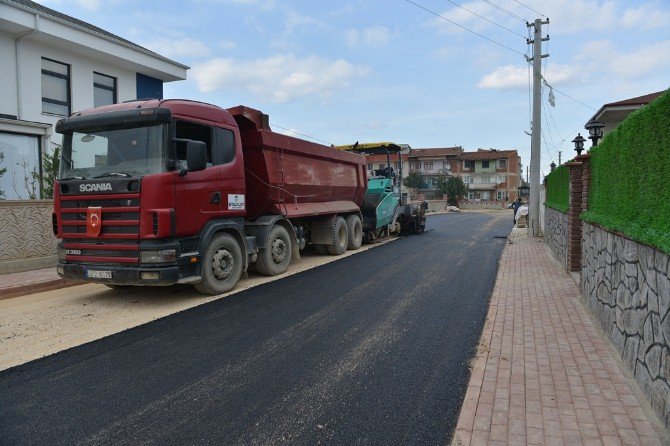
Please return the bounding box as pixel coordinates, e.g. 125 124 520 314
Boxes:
480 0 528 22
272 124 333 146
513 0 546 18
540 78 598 111
441 0 527 38
405 0 526 56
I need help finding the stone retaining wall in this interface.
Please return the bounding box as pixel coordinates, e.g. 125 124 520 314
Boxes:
544 207 568 269
0 200 58 274
582 222 670 427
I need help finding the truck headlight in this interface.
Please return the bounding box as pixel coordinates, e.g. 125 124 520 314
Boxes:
140 249 176 264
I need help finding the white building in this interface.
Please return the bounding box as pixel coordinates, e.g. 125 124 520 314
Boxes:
0 0 188 199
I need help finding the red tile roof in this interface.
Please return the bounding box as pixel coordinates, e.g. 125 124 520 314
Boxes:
409 147 463 157
603 90 666 108
459 150 517 160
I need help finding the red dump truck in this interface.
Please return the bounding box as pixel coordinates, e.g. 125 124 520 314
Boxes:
52 99 367 294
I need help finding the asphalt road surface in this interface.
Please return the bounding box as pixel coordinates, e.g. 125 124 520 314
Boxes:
0 212 512 445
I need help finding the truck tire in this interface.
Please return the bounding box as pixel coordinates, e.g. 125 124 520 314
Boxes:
327 216 348 255
255 225 292 276
194 232 243 295
345 215 363 250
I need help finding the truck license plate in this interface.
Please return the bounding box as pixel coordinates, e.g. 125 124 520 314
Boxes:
86 270 112 279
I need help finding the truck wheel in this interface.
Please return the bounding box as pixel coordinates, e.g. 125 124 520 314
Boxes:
327 216 348 255
255 225 292 276
194 233 243 295
345 215 363 250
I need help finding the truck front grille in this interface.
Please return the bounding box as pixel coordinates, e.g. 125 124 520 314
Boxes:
59 193 141 265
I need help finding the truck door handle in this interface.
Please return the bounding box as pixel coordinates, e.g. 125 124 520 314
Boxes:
211 192 221 204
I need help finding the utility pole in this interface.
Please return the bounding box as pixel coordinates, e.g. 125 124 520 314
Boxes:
527 18 549 237
558 151 562 166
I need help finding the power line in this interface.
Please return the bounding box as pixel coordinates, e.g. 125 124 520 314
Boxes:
513 0 546 18
540 76 598 111
272 124 333 146
441 0 527 38
405 0 526 56
480 0 527 23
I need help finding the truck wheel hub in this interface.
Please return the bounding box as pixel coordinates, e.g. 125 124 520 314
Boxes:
212 249 234 280
271 238 287 264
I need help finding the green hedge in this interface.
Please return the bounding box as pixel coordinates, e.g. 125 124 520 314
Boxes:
545 164 569 212
582 89 670 254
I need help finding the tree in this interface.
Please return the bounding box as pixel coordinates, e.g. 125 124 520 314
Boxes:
402 171 423 189
438 176 467 206
0 150 6 199
35 146 60 199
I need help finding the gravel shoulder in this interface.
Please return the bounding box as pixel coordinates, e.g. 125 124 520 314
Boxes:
0 241 394 371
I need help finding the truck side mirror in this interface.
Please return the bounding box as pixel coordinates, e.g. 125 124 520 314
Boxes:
186 140 207 172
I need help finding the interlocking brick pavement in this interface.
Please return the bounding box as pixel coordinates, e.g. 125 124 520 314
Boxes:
453 228 668 446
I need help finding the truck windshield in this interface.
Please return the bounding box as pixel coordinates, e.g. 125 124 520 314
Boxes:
60 124 166 179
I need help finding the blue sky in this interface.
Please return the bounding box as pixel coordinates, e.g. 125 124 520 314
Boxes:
39 0 670 176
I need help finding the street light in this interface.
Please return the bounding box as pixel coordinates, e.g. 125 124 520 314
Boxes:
550 161 556 171
585 120 605 147
572 133 586 156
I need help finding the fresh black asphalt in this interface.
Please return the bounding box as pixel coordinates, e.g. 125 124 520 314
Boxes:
0 212 511 445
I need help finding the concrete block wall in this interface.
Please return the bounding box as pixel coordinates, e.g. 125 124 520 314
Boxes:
0 200 57 274
582 222 670 426
543 207 568 269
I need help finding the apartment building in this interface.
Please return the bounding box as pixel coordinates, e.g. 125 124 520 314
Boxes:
459 149 520 202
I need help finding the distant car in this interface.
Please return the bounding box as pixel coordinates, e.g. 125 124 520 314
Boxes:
506 202 514 209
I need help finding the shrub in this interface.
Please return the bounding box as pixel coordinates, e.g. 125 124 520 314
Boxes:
582 90 670 254
545 164 569 213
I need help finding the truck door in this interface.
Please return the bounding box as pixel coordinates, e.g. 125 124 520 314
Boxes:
173 120 222 236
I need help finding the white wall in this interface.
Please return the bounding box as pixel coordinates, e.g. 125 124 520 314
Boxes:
0 31 19 118
13 37 138 146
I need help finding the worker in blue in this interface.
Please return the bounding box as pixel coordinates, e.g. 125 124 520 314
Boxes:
511 197 523 224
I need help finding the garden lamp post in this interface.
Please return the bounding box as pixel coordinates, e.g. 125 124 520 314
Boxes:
585 120 605 147
572 133 586 156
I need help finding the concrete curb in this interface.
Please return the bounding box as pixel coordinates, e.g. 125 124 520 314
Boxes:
0 279 82 301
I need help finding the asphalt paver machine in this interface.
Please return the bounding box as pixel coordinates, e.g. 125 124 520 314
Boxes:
336 142 427 242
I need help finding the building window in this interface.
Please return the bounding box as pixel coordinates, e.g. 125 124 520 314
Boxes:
0 132 41 199
464 160 474 170
377 164 386 169
498 158 507 169
41 58 70 116
482 160 490 168
497 191 507 201
424 161 433 170
93 72 117 107
410 162 419 170
394 162 401 171
462 175 472 184
367 163 373 171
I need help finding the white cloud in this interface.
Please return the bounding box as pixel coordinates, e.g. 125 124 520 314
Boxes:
284 10 318 35
345 26 392 48
478 64 577 89
34 0 102 11
191 54 369 103
142 37 211 59
577 39 670 80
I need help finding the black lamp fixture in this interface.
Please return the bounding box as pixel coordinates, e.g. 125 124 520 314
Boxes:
585 120 605 147
550 161 556 171
572 133 586 156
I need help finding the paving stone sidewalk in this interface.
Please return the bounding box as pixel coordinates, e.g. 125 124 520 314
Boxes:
0 267 75 300
453 228 668 446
